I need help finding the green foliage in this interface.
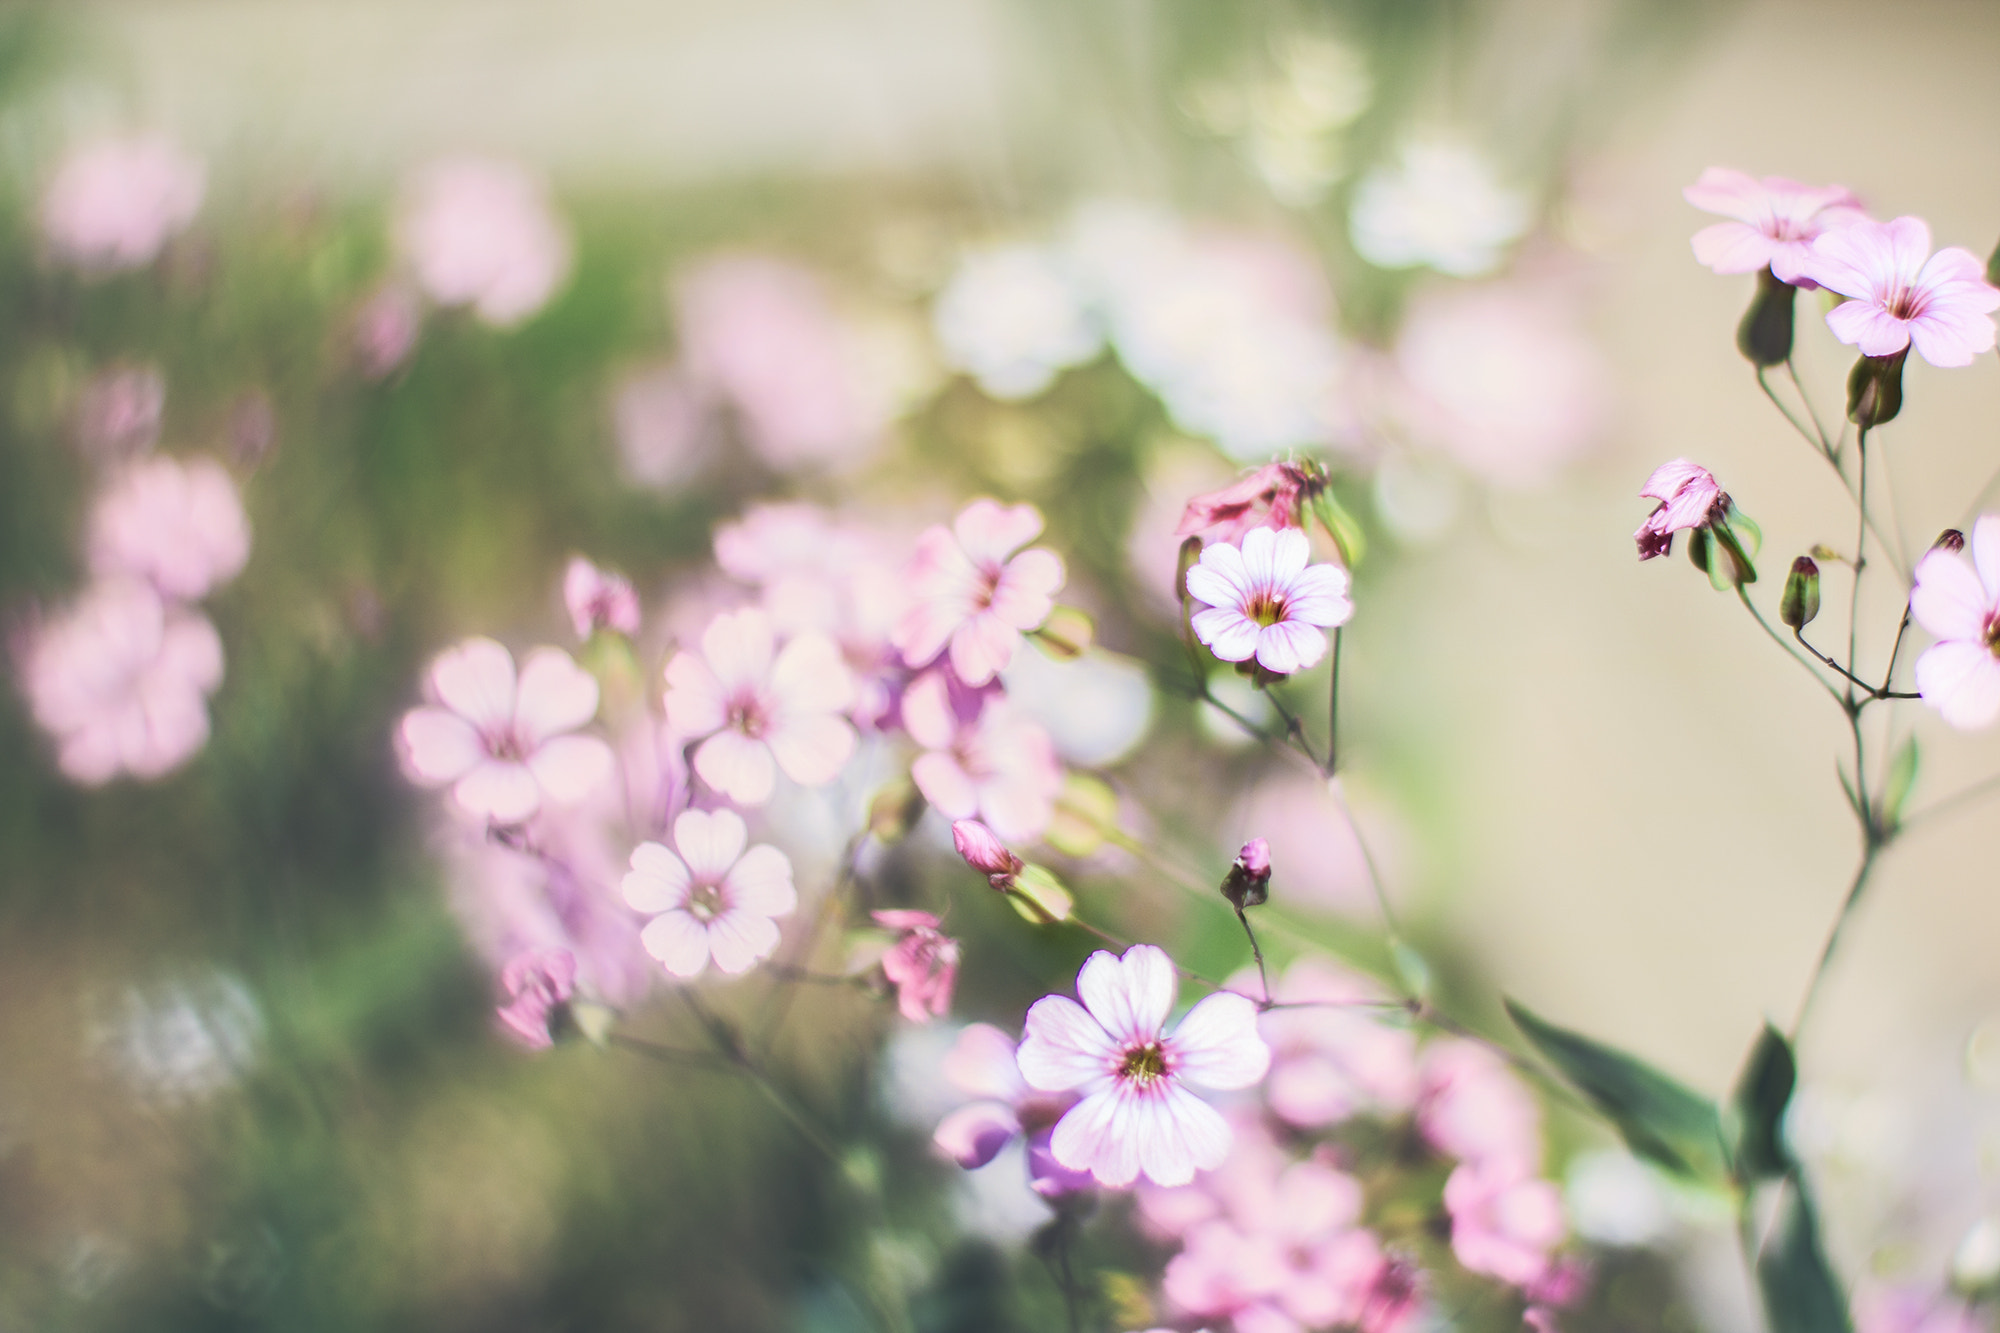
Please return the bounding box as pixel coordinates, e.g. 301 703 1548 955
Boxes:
1727 1023 1796 1183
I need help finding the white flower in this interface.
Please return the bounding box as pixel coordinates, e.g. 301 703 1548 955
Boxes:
1348 141 1531 278
933 244 1101 399
1186 527 1354 675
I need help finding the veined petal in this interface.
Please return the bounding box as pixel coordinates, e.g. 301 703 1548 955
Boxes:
1137 1081 1234 1186
990 549 1065 626
512 646 599 744
1255 618 1328 675
693 730 776 805
1078 945 1175 1046
1911 548 1990 643
1237 527 1283 586
1190 607 1259 661
623 843 691 912
707 908 781 973
1825 300 1911 357
1019 994 1119 1090
1916 641 2000 730
1909 307 1996 368
1170 991 1272 1089
674 807 749 879
430 637 517 730
724 844 797 917
641 910 714 977
1188 542 1250 602
1049 1087 1138 1186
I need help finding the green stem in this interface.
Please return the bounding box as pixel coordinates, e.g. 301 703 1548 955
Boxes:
1847 429 1869 704
1734 587 1846 706
1235 906 1271 1004
1327 626 1344 773
1790 841 1884 1040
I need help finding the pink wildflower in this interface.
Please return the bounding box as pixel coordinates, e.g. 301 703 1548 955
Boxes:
1632 459 1722 561
661 608 857 806
1175 462 1314 545
1443 1159 1567 1287
495 948 577 1049
19 578 223 784
930 1022 1090 1196
396 157 572 327
74 364 164 461
352 284 420 379
873 910 960 1022
612 363 712 489
40 133 204 272
1418 1038 1544 1176
1017 943 1271 1187
87 455 250 601
1794 216 2000 367
398 637 613 824
621 807 796 977
893 499 1065 687
1911 515 2000 729
1185 527 1352 675
1252 957 1418 1129
562 557 640 639
1682 168 1865 286
903 670 1063 843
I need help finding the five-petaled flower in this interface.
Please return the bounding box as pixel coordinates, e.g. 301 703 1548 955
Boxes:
1793 216 2000 368
1185 527 1353 675
622 808 797 977
399 637 613 824
1682 168 1865 286
1017 943 1271 1187
893 498 1066 687
1911 515 2000 730
1633 459 1723 561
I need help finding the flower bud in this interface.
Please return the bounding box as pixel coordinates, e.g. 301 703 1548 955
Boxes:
1220 837 1272 910
1846 350 1906 429
1779 556 1820 630
951 818 1024 889
1936 528 1967 553
1736 266 1796 368
1175 535 1204 604
1308 486 1366 568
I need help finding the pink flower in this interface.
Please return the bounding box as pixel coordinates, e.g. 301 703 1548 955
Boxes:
399 637 613 824
621 808 796 977
87 455 250 601
19 578 224 784
873 910 960 1022
1911 515 2000 729
496 948 577 1049
903 670 1063 843
40 133 204 272
396 157 571 327
1794 216 2000 367
612 363 713 490
1443 1159 1567 1287
1418 1038 1544 1176
1632 459 1722 561
661 608 857 805
1017 943 1271 1187
1853 1284 1986 1333
352 284 420 379
893 499 1065 687
74 364 164 461
1175 462 1314 545
929 1022 1090 1195
563 557 640 639
1185 527 1352 675
1682 168 1865 285
1253 957 1417 1130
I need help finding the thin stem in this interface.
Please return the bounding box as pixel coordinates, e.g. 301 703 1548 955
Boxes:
1790 842 1883 1040
1784 359 1835 456
609 1032 733 1071
1326 626 1344 773
1260 684 1326 777
1235 907 1271 1004
1326 777 1405 948
1847 428 1869 701
1056 1225 1083 1333
1760 366 1833 462
1734 586 1847 706
1880 602 1914 694
1793 630 1920 700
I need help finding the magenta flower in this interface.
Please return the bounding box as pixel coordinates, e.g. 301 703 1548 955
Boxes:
1682 168 1864 285
40 133 204 273
1185 527 1352 675
903 671 1063 843
495 948 577 1049
563 557 641 639
893 499 1066 687
1911 515 2000 729
396 157 572 327
1793 216 2000 367
20 578 224 784
87 455 250 601
1632 459 1722 561
1174 462 1313 545
662 608 857 805
1017 943 1271 1187
873 910 960 1022
621 808 796 977
1443 1159 1567 1287
399 637 614 824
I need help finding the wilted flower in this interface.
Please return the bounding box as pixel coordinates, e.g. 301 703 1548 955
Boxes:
86 455 250 601
1185 527 1353 675
1682 168 1865 285
661 608 857 805
1348 141 1531 278
396 157 572 326
933 244 1102 399
563 557 640 639
1795 216 2000 367
894 499 1065 687
622 808 797 978
1175 462 1314 545
874 910 960 1022
40 133 204 272
1633 459 1722 561
399 637 614 824
1911 514 2000 729
496 948 577 1049
903 671 1064 843
1018 943 1271 1187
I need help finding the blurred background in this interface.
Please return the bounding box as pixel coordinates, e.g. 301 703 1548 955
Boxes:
5 0 2000 1329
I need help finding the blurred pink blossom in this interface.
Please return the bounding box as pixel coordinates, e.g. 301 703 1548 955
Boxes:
1911 514 2000 729
1250 957 1417 1130
1682 168 1865 285
894 499 1065 688
1633 459 1722 561
1853 1284 1986 1333
1442 1159 1567 1287
930 1021 1089 1196
74 364 164 461
1418 1038 1544 1176
1186 527 1352 675
87 455 250 601
1018 943 1270 1187
40 133 204 272
496 947 577 1049
621 807 796 978
661 608 857 805
951 817 1024 883
396 157 572 327
902 670 1062 843
19 578 223 784
563 556 640 639
399 637 613 824
1176 462 1313 545
1794 216 2000 367
352 284 421 378
612 363 712 489
873 910 960 1022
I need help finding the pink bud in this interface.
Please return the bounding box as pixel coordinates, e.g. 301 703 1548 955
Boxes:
1237 837 1271 877
563 556 641 639
951 818 1024 884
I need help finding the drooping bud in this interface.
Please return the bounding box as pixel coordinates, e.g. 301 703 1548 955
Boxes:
1701 497 1760 589
1779 556 1820 630
951 818 1024 889
1736 266 1796 367
1936 528 1967 553
1846 350 1907 429
1220 837 1272 910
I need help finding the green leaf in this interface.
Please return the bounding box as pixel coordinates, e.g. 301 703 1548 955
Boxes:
1882 736 1919 831
1505 998 1728 1185
1757 1177 1853 1333
1730 1023 1797 1182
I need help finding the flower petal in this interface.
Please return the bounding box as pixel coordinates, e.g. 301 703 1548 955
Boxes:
1049 1087 1138 1186
1911 547 1990 643
430 637 517 730
1018 994 1118 1091
526 733 613 804
1136 1081 1234 1186
692 730 776 805
1170 990 1272 1090
512 646 600 744
1254 618 1328 675
623 843 690 912
953 498 1044 565
399 707 484 782
700 608 776 690
673 807 749 879
1190 607 1259 662
707 908 781 973
1078 944 1175 1046
770 632 855 715
1916 641 2000 730
641 910 713 976
662 650 729 738
1974 516 2000 605
724 844 796 917
767 711 857 786
911 751 980 819
933 1102 1021 1169
453 760 540 823
944 1023 1027 1101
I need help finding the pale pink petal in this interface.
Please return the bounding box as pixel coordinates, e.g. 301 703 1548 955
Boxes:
1883 216 1934 280
1019 994 1120 1090
1255 618 1328 675
912 751 980 819
933 1102 1021 1168
1909 308 1995 368
988 548 1065 627
512 647 600 744
770 632 855 714
1049 1087 1137 1185
623 845 691 912
977 770 1056 843
945 1023 1028 1100
1973 517 2000 604
707 908 781 973
662 651 730 737
1800 223 1896 299
526 734 613 804
894 601 963 670
673 807 749 879
949 611 1020 686
641 910 714 976
1916 641 2000 730
1912 548 1991 642
1170 991 1272 1090
1638 459 1712 505
453 760 541 823
1078 945 1175 1046
1265 527 1311 584
898 670 958 750
1679 168 1763 222
1140 1081 1234 1185
1191 607 1260 661
953 499 1044 565
1186 543 1251 603
399 708 484 782
692 730 776 804
1916 245 1994 291
699 608 776 690
767 712 857 786
430 637 517 730
723 844 796 917
1283 565 1353 626
1825 300 1911 357
1238 527 1283 586
1688 220 1776 274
